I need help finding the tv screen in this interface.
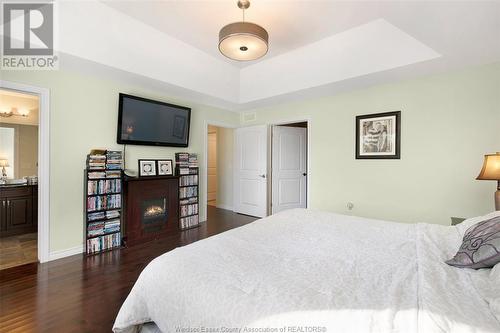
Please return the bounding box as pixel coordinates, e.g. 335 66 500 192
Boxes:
117 93 191 147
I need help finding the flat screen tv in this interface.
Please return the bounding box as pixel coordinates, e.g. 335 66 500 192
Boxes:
117 93 191 147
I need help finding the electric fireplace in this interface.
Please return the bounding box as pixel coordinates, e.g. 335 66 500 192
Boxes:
124 176 180 246
141 198 168 233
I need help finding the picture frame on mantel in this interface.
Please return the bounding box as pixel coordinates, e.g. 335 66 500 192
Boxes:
157 160 173 176
356 111 401 159
138 159 157 177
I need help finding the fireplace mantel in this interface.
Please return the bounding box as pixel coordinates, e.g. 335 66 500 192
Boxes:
123 175 180 246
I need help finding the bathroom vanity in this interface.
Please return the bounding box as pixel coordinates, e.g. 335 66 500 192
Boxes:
0 184 38 237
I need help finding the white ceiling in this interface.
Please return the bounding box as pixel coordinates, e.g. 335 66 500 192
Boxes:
102 1 500 66
103 0 391 68
24 1 500 110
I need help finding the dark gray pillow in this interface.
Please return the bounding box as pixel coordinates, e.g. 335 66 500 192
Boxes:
446 216 500 269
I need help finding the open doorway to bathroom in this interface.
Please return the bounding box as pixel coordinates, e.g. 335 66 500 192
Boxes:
0 89 39 270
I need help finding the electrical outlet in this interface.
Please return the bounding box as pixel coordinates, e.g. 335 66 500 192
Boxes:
347 202 354 210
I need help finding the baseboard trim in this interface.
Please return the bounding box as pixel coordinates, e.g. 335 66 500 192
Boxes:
49 245 84 261
216 204 233 211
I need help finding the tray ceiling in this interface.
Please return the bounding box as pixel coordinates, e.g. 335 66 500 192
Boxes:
6 1 500 111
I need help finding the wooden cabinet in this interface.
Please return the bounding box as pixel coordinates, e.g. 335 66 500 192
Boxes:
0 185 37 237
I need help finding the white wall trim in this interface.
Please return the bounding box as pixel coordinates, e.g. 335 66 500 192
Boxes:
49 245 83 261
268 117 312 210
216 204 234 211
0 80 51 263
202 120 238 222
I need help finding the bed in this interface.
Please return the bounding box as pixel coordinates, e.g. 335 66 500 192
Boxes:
113 209 500 333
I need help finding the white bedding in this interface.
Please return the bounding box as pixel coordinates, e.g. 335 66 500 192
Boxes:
113 209 500 333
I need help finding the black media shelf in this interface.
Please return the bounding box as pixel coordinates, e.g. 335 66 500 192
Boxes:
84 150 124 255
175 153 200 230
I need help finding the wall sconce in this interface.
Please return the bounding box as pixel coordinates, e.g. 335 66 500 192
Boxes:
0 107 31 118
0 108 14 117
17 109 30 117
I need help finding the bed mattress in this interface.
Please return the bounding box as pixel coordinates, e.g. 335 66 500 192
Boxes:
114 209 500 333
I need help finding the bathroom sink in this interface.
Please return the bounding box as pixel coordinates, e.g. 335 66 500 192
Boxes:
1 179 28 186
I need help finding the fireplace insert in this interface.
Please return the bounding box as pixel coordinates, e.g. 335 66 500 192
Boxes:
141 198 168 233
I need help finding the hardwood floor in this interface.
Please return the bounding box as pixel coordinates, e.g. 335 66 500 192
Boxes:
0 233 38 270
0 207 257 333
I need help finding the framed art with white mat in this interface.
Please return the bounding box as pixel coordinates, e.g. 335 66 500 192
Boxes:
356 111 401 159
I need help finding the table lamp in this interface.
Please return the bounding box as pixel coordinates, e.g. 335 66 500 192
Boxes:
0 159 9 178
476 152 500 210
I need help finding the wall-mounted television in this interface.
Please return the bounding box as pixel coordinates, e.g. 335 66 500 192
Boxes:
117 93 191 147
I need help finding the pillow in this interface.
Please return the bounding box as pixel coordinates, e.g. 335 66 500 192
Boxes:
446 215 500 269
455 211 500 236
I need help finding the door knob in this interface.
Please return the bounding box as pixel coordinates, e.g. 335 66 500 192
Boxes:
302 173 307 176
259 174 266 178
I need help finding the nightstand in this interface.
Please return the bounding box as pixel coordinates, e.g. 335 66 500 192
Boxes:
451 217 466 226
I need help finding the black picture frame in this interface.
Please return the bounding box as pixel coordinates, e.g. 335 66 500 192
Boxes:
355 111 401 159
138 159 157 177
157 160 173 176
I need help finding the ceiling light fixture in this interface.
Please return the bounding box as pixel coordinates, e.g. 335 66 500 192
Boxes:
218 0 268 61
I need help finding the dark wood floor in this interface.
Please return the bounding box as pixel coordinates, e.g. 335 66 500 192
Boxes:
0 207 257 333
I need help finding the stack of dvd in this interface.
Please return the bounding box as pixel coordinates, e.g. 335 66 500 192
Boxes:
175 153 198 175
87 151 106 170
106 150 123 170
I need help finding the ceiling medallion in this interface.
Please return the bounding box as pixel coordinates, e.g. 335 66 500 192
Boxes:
218 0 269 61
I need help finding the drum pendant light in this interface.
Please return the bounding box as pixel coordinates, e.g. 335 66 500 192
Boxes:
218 0 269 61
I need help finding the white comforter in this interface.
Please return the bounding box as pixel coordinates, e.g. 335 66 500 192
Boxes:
113 209 500 333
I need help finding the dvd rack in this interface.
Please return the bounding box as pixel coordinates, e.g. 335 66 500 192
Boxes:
175 153 200 230
84 150 123 255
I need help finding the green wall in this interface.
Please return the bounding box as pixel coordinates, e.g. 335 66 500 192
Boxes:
1 69 239 253
2 62 499 254
243 62 500 224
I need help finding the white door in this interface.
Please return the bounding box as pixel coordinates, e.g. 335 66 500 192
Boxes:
234 125 268 217
272 126 307 214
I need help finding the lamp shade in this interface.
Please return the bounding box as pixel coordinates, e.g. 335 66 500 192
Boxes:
219 22 268 61
476 152 500 180
0 159 9 167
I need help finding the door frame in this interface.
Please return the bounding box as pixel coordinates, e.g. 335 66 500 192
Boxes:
0 80 50 263
269 118 311 212
202 120 237 222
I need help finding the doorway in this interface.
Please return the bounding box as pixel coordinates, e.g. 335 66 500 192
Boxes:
207 125 217 207
205 124 235 218
0 89 40 269
233 121 309 218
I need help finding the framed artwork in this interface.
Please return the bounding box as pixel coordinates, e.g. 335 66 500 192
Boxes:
138 160 157 177
356 111 401 159
157 160 173 176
